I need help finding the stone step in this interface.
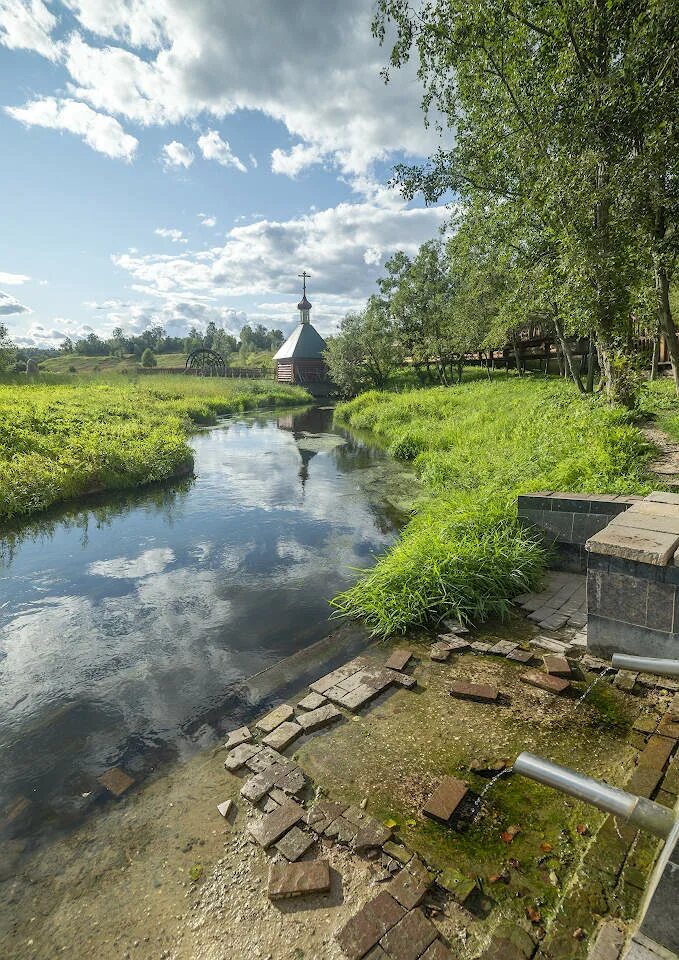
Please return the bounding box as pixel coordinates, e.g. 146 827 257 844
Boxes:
267 858 331 899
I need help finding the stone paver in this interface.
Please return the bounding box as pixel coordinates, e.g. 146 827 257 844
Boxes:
274 825 316 861
443 618 469 634
338 683 380 710
585 921 625 960
268 858 331 900
385 649 412 671
656 714 679 740
256 703 295 734
262 720 302 751
430 643 452 662
383 841 412 866
438 635 471 652
422 776 468 823
335 892 405 960
506 648 533 663
520 670 571 694
246 745 287 773
614 670 638 692
387 869 429 909
306 799 348 834
637 735 674 770
531 636 571 654
309 658 368 694
517 571 586 629
99 767 134 797
224 743 261 771
353 820 392 851
379 907 438 960
297 702 342 732
248 798 304 848
449 680 499 703
581 653 611 672
298 691 327 710
224 725 252 749
470 641 491 653
669 694 679 721
543 655 572 677
488 640 518 656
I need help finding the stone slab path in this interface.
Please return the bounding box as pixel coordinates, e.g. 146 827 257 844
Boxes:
515 570 587 630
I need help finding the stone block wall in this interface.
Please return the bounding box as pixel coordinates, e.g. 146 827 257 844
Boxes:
517 492 641 571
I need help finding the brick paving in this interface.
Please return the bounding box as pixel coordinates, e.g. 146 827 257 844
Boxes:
515 570 587 629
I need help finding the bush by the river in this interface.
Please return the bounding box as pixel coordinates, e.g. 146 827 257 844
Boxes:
0 375 307 520
332 377 655 635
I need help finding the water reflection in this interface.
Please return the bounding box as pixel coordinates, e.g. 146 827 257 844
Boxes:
0 406 415 837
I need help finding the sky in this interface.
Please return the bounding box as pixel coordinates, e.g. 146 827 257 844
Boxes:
0 0 451 349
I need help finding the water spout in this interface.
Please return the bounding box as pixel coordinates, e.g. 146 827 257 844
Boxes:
514 752 675 840
469 766 513 818
611 654 679 679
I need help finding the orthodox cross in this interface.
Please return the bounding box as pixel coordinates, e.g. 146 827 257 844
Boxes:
298 270 311 296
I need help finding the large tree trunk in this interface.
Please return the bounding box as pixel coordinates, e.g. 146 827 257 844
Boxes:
650 327 660 381
553 315 585 393
655 262 679 395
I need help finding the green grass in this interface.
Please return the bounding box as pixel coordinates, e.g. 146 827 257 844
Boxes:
40 350 276 375
642 377 679 442
0 374 308 521
332 377 657 635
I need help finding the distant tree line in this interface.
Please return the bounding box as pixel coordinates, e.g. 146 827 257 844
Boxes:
57 321 285 363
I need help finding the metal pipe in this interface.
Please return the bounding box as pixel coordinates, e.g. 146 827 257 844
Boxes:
514 752 676 839
611 654 679 679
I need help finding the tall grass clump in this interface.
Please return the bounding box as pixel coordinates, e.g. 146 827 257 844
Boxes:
332 377 655 635
0 376 307 521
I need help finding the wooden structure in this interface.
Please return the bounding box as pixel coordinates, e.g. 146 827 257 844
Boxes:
274 272 329 388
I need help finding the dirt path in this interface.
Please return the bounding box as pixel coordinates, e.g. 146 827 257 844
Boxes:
642 424 679 486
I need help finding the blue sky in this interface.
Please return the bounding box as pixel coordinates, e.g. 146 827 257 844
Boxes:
0 1 450 348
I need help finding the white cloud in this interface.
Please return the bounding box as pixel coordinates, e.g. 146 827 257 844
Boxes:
161 139 194 168
248 153 258 169
197 213 216 227
1 1 441 174
0 290 31 316
0 271 30 285
0 0 60 61
5 96 138 160
271 143 324 178
197 129 247 172
113 190 449 334
154 227 187 243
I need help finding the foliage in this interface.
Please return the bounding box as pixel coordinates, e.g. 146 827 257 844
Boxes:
332 378 653 635
372 0 679 399
140 347 157 367
0 375 307 521
324 298 403 394
0 324 16 372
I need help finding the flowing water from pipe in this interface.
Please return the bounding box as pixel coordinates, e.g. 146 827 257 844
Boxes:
573 667 614 708
470 765 514 818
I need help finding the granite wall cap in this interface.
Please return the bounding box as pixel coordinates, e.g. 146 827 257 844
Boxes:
646 491 679 506
586 526 679 566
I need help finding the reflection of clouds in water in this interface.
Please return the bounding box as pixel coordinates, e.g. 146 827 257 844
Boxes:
88 547 175 579
189 542 213 563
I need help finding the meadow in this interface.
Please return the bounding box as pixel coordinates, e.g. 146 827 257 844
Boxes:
40 348 276 375
0 374 307 521
333 376 658 635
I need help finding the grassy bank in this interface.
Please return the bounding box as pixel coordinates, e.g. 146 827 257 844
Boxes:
332 377 655 635
0 375 307 521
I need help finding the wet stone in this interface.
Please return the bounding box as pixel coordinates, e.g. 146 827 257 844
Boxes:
385 649 412 671
422 776 468 823
543 655 572 678
98 766 134 797
338 671 368 692
443 618 469 634
449 680 499 703
669 694 679 720
267 858 331 900
657 714 679 740
224 725 251 749
379 907 438 960
520 670 571 694
274 825 315 861
406 856 431 885
633 714 659 734
532 636 570 655
388 868 429 909
262 720 302 751
364 948 389 960
224 742 262 771
296 703 342 732
335 891 405 960
241 770 279 804
298 691 327 711
256 703 295 734
506 648 533 664
339 683 379 711
489 640 518 656
246 745 287 772
310 658 368 694
430 643 451 662
614 670 638 692
248 798 304 848
392 673 417 689
306 799 348 834
470 641 491 654
638 735 674 770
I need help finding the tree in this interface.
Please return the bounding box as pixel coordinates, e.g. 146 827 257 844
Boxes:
0 324 16 371
212 329 238 357
324 298 403 395
140 347 157 367
372 0 667 401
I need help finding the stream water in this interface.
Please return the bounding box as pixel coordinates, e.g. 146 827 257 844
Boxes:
0 405 416 839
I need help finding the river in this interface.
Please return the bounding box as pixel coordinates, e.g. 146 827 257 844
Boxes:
0 404 416 845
